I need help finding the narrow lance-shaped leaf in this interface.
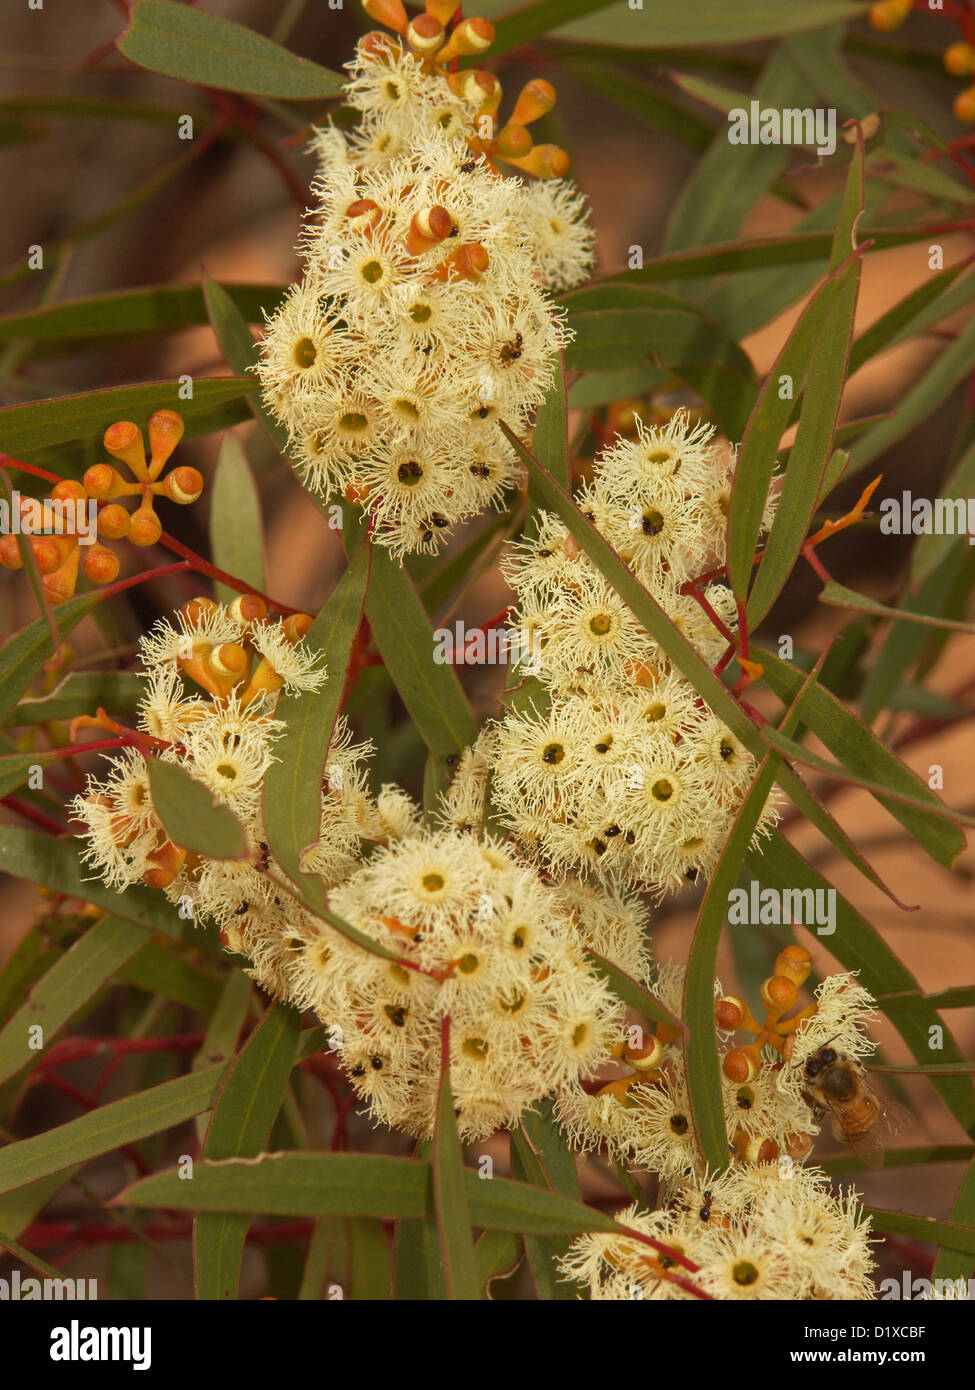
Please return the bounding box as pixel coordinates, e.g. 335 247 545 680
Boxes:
725 256 851 600
0 827 220 952
0 377 256 457
757 645 965 867
146 759 247 861
684 656 822 1172
745 137 864 624
209 434 266 605
365 543 479 763
0 1064 229 1196
117 0 344 99
195 1002 301 1300
0 282 282 347
203 274 290 453
0 915 147 1088
115 1152 621 1236
262 543 369 908
432 1021 478 1300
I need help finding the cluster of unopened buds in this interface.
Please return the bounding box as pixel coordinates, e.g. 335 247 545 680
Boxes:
0 410 202 602
363 0 569 177
717 946 819 1165
869 0 975 121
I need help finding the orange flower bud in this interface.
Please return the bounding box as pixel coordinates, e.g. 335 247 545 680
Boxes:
761 974 797 1015
84 463 129 500
406 204 454 254
31 537 63 574
82 544 120 585
143 839 187 890
774 945 812 988
159 465 203 504
127 505 162 548
0 534 23 569
103 421 147 479
229 594 268 625
502 143 570 178
715 995 746 1031
945 42 975 76
426 0 460 23
43 548 81 604
510 79 556 127
954 86 975 123
147 409 185 479
437 16 494 63
723 1044 761 1084
407 13 444 54
98 503 131 540
495 123 533 160
362 0 408 35
50 479 87 505
429 242 489 282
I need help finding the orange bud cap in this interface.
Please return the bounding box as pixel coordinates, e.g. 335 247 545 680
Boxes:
723 1045 761 1084
103 421 147 478
283 612 314 643
209 642 248 680
761 974 797 1014
407 13 444 54
31 537 62 574
510 79 556 127
51 479 87 505
161 466 203 505
495 123 533 160
229 594 268 625
82 544 120 585
83 463 127 500
346 198 382 234
0 535 23 568
625 1035 663 1072
715 995 746 1031
180 596 218 626
98 503 131 540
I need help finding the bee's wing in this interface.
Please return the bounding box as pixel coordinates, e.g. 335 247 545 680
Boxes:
846 1124 886 1170
875 1094 919 1140
866 1077 919 1139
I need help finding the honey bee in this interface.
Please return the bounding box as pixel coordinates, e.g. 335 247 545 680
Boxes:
799 1045 915 1169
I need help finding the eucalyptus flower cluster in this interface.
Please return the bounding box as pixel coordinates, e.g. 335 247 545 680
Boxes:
256 24 593 558
488 410 779 896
